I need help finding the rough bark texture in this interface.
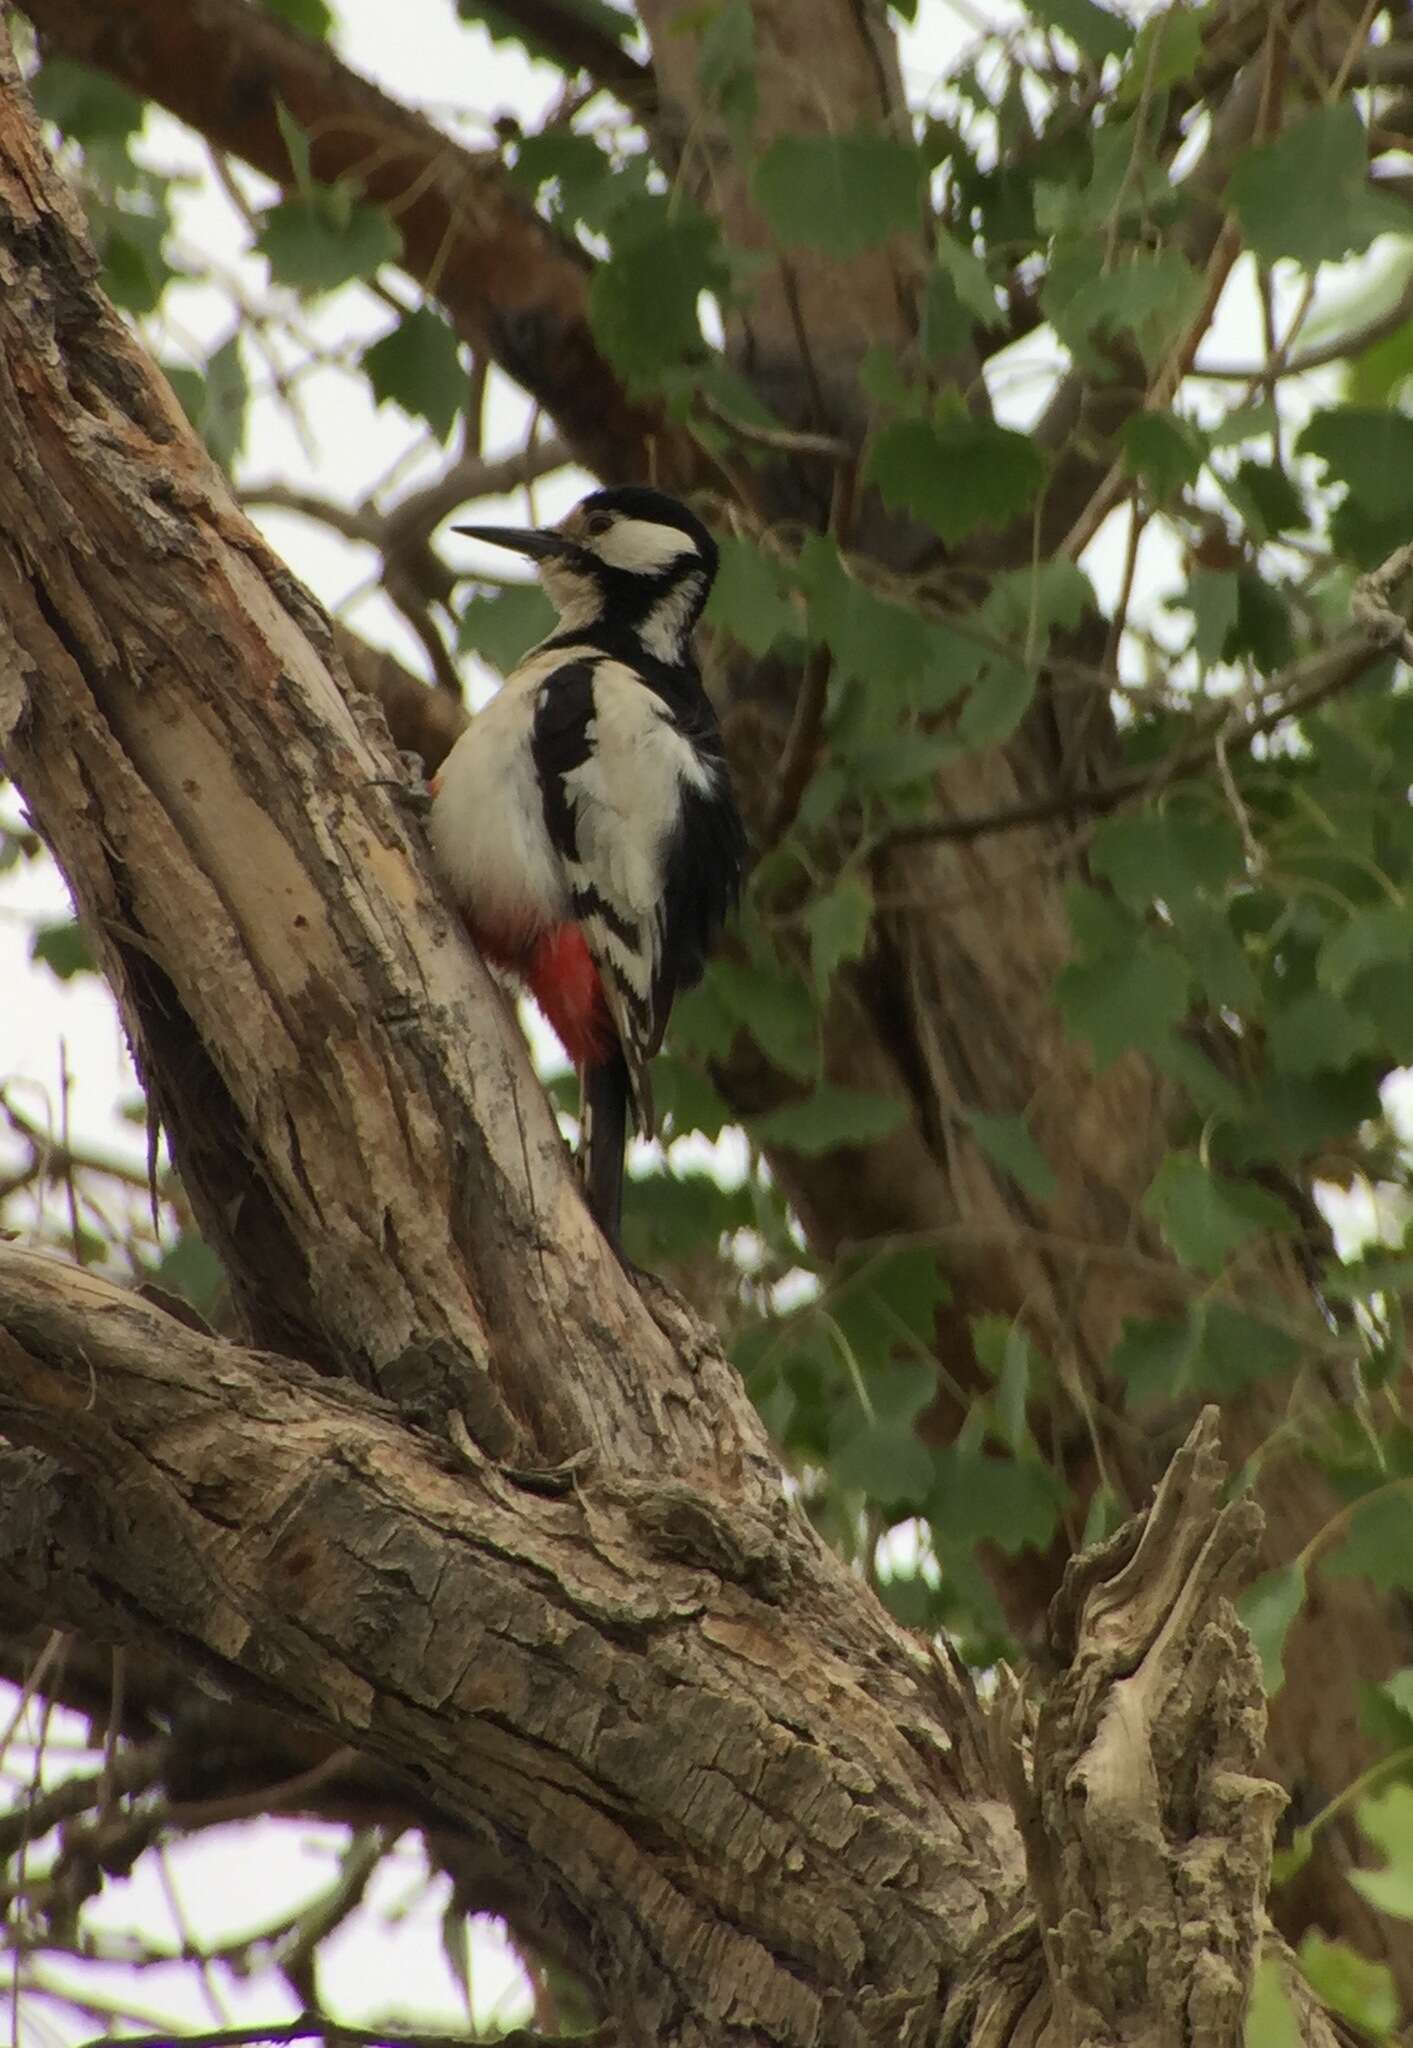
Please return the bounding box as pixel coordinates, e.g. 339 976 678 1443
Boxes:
0 1246 1306 2045
4 0 1412 2013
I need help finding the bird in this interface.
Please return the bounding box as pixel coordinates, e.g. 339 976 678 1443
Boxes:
428 484 745 1248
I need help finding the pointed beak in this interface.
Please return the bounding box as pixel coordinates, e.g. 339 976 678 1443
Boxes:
452 523 580 562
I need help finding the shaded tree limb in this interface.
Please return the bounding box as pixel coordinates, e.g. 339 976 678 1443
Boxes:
17 0 676 483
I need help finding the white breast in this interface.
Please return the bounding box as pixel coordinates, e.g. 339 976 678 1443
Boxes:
428 668 568 943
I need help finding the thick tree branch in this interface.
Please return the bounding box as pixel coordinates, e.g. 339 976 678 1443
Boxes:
0 1243 1013 2043
0 1250 1299 2044
18 0 679 484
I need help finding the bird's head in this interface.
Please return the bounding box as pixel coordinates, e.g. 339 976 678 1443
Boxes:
454 486 719 663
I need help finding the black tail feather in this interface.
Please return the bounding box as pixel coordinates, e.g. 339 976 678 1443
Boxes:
581 1047 630 1246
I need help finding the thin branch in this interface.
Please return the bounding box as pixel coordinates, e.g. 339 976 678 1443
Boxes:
1191 268 1413 381
0 1741 165 1861
761 460 857 847
79 2018 616 2048
880 612 1403 850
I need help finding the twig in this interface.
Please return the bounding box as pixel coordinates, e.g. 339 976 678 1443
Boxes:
1191 269 1413 381
0 1742 166 1863
761 461 857 847
79 2017 616 2048
881 599 1406 851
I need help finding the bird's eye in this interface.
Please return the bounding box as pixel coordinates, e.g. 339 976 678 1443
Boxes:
584 510 613 538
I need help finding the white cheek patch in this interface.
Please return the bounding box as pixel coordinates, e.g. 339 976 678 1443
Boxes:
594 518 695 574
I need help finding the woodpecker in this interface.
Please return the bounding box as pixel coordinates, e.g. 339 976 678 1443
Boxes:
428 485 745 1247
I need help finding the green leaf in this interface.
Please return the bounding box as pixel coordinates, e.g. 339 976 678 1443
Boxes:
709 958 818 1078
1245 1955 1304 2048
1111 1315 1200 1406
868 414 1046 544
151 1232 227 1319
588 209 724 384
201 333 249 469
931 1446 1064 1555
1298 1934 1398 2038
1117 6 1203 98
94 206 173 316
972 1314 1040 1452
1057 939 1191 1065
262 0 334 32
622 1166 753 1267
31 919 95 981
1322 1488 1413 1594
165 333 248 470
797 537 980 703
832 1420 934 1505
1024 0 1134 62
507 130 611 214
1044 246 1201 370
706 537 798 657
1121 411 1207 499
1228 104 1408 271
1318 905 1413 998
1142 1151 1290 1272
1174 568 1240 666
964 1110 1057 1203
1298 407 1413 521
362 307 465 441
1197 1304 1301 1394
1238 1561 1306 1696
806 874 873 989
1178 906 1259 1011
1267 989 1377 1077
458 583 557 672
1224 459 1306 542
933 232 1003 328
256 193 401 294
1352 1785 1413 1919
920 268 973 362
1091 809 1242 912
697 0 756 137
31 56 145 142
274 99 313 192
749 1085 905 1154
754 130 922 256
